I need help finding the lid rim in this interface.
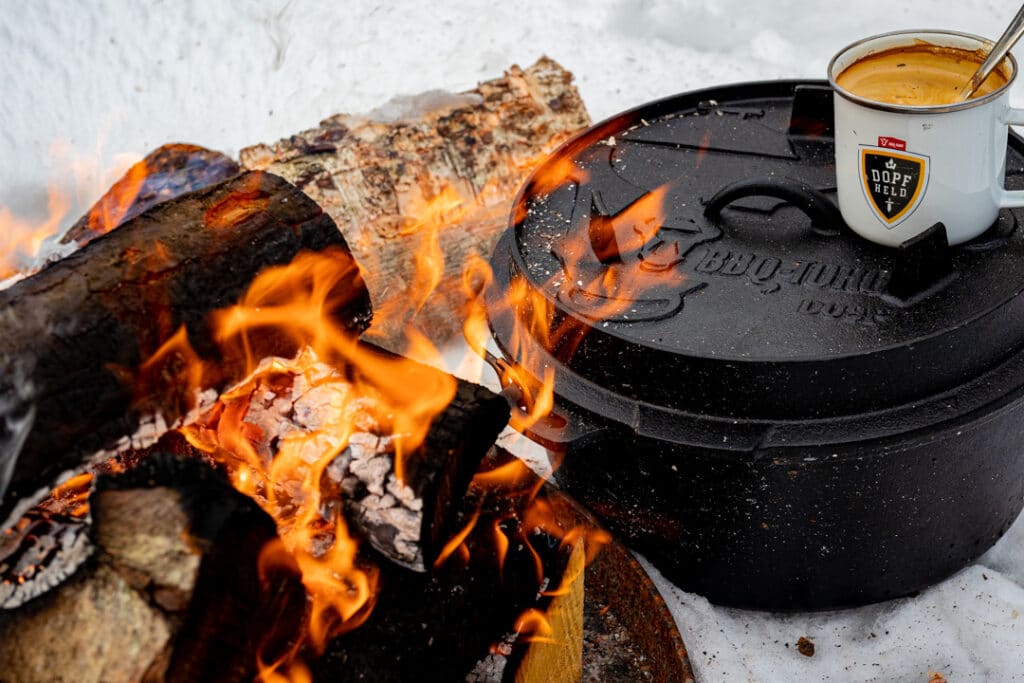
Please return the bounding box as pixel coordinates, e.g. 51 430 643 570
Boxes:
487 241 1024 452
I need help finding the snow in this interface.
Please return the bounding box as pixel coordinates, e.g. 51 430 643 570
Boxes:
649 517 1024 681
4 0 1024 679
3 0 1021 221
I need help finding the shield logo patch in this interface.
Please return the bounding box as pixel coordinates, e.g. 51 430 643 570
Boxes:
859 147 929 227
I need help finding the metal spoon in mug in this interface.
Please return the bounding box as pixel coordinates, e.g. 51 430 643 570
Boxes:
958 3 1024 102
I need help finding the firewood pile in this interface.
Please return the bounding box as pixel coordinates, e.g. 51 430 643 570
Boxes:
0 58 620 682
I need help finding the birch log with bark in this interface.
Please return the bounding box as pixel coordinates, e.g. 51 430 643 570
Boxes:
239 57 590 350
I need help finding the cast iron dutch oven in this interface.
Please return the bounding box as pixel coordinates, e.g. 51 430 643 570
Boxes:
486 81 1024 610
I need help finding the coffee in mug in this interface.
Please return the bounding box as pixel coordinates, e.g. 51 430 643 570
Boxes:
828 30 1024 247
835 42 1008 106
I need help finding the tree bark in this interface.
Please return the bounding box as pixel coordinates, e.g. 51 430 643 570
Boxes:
0 171 372 510
239 56 590 350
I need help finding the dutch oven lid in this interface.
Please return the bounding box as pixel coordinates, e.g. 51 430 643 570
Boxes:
488 80 1024 449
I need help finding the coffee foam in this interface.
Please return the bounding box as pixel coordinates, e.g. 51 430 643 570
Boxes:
836 42 1009 106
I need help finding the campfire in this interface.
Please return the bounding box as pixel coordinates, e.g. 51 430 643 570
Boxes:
0 59 689 683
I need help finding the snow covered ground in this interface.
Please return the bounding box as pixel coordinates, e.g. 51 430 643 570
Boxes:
4 0 1024 680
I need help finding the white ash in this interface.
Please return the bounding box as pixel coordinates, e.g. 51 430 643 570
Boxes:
180 388 220 426
346 436 393 497
81 410 173 468
0 238 79 293
465 631 516 682
292 383 353 431
231 356 429 572
0 518 91 610
333 432 426 571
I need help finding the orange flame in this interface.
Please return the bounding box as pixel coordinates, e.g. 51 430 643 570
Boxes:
0 189 70 281
462 178 680 440
514 608 557 645
0 140 143 281
432 506 481 570
142 242 457 680
81 154 149 236
4 127 633 680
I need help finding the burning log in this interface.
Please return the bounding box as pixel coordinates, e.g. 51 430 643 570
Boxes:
0 453 306 683
295 449 598 682
0 170 372 509
240 57 590 350
2 359 509 607
186 349 511 572
60 143 241 247
0 431 216 611
326 371 512 571
0 369 510 681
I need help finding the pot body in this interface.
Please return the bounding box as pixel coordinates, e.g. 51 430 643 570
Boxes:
555 391 1024 609
487 79 1024 610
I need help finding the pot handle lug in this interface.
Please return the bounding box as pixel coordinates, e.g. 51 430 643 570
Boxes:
480 347 604 452
703 177 845 237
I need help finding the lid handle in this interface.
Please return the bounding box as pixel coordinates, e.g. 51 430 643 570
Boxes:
703 178 844 236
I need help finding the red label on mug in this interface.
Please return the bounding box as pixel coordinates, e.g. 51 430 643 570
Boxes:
877 136 907 151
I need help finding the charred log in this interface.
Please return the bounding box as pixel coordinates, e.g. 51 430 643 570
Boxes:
0 431 209 611
2 363 509 606
1 446 607 683
181 347 511 573
0 171 372 509
0 453 305 683
308 377 511 571
240 57 590 350
61 143 241 247
310 449 589 683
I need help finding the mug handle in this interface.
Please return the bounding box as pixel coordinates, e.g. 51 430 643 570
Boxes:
999 107 1024 208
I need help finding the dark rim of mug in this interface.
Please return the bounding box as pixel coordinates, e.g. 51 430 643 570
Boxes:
828 29 1018 114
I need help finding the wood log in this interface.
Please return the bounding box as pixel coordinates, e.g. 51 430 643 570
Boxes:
2 359 509 609
0 171 372 511
239 57 591 350
323 367 512 571
1 431 214 611
184 348 511 572
0 58 593 680
0 453 306 683
1 448 566 683
515 540 585 683
1 448 692 683
308 447 608 683
0 372 510 680
60 143 241 247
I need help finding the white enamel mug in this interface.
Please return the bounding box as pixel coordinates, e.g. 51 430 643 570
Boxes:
829 30 1024 247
